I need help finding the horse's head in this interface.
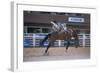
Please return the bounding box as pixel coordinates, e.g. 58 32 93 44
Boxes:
65 28 78 40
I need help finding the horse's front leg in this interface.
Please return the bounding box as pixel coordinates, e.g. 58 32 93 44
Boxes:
74 39 79 48
65 39 70 52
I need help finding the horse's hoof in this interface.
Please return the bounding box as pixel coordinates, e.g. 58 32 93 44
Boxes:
75 46 78 48
43 53 46 56
43 52 49 56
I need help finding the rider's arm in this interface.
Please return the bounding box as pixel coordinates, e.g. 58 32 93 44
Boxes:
50 21 59 29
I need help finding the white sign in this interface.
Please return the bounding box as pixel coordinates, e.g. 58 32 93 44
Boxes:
68 17 84 22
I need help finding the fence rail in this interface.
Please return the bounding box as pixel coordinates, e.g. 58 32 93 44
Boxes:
24 33 90 48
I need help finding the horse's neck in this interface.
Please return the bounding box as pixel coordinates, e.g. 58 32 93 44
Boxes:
65 29 73 37
71 30 73 36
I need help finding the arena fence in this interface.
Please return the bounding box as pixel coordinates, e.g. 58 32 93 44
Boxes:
24 33 90 48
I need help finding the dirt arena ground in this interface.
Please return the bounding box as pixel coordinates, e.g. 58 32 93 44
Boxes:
23 47 90 62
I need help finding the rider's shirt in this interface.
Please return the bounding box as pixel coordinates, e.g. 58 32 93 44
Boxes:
57 22 67 32
51 21 67 33
51 21 60 32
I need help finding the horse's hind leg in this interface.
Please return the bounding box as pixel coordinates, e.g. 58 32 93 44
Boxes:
44 40 54 56
40 35 48 46
40 33 51 46
44 42 51 56
45 43 51 53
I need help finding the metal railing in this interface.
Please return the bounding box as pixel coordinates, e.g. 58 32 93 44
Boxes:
24 33 90 48
78 34 90 47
